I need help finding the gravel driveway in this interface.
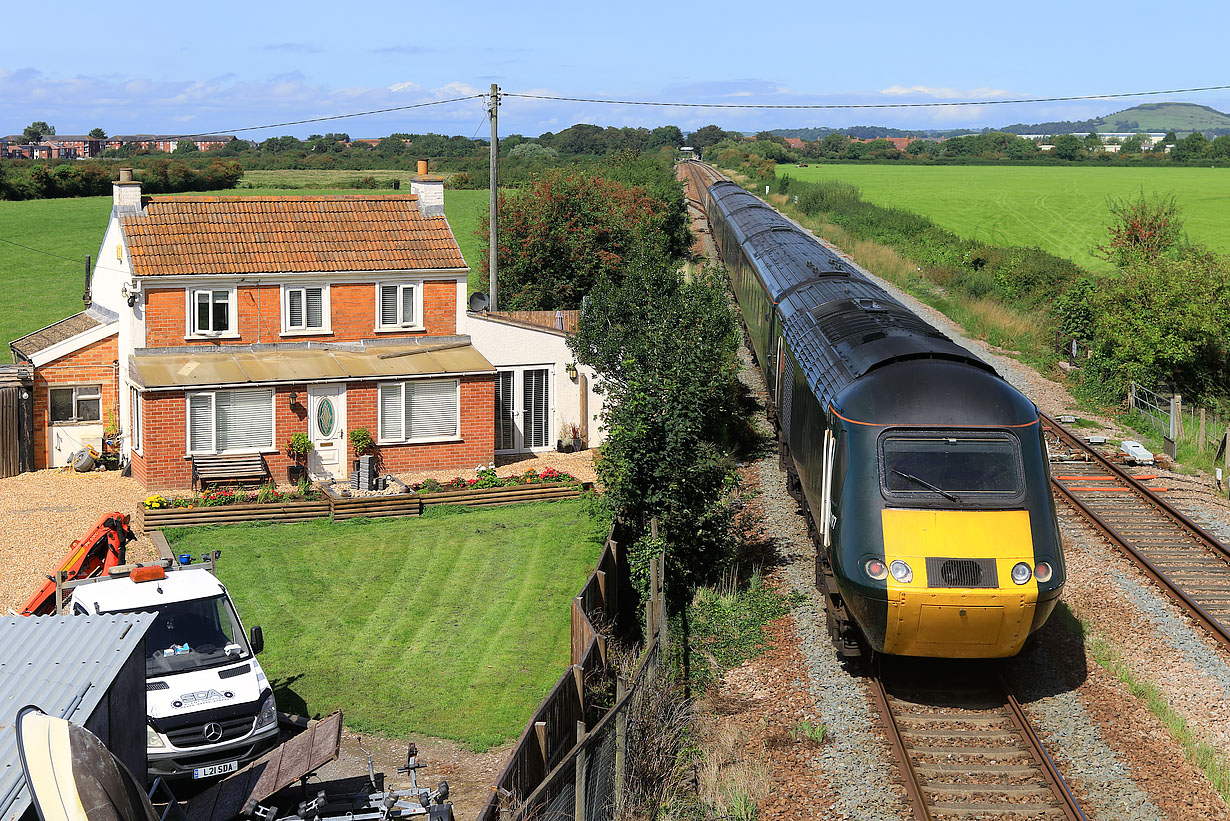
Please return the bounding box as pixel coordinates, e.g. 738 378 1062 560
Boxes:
0 468 158 613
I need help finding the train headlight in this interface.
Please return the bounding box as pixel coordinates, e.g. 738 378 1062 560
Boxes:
1011 562 1033 585
889 560 913 583
1035 562 1054 583
865 559 889 581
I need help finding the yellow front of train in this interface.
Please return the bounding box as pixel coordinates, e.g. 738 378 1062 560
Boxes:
876 508 1050 657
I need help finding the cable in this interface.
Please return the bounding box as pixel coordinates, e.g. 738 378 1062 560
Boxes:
165 94 485 141
504 83 1230 110
0 237 130 278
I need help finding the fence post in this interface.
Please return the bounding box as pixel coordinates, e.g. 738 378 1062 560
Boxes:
1128 382 1136 412
1173 395 1184 440
657 552 669 650
534 721 548 778
1199 408 1207 451
1225 427 1230 499
574 719 588 821
614 675 627 815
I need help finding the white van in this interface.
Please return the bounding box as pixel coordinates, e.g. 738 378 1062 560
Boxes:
70 562 279 781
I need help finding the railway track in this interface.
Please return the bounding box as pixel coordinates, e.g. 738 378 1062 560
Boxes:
1043 413 1230 649
871 660 1086 820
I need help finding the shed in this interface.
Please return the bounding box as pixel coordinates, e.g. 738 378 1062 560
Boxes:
0 613 154 821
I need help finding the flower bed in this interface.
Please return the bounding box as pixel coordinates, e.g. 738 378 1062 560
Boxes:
411 465 577 493
138 483 331 530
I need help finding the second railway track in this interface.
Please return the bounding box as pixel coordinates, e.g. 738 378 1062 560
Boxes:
1044 413 1230 648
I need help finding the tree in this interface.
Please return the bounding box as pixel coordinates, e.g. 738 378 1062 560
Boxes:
1084 131 1104 150
1090 251 1230 399
1172 132 1210 161
22 121 55 143
1119 134 1145 153
1094 191 1184 267
174 140 199 154
1161 130 1178 144
88 128 107 140
479 168 684 310
1050 134 1085 161
648 125 684 149
688 124 739 151
569 253 739 600
507 142 558 160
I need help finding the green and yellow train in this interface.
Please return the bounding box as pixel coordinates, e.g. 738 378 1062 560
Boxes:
701 169 1064 659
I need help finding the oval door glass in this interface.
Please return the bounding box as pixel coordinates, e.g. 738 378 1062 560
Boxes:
316 397 336 437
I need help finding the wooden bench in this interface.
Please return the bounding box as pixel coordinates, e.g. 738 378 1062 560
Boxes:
191 453 271 490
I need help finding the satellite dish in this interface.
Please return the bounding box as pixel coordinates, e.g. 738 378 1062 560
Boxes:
468 291 490 312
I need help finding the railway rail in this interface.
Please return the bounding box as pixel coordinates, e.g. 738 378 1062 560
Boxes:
1043 413 1230 649
871 661 1087 821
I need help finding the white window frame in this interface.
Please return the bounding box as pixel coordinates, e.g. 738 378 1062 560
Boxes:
130 387 142 455
185 388 276 455
282 284 331 334
375 281 424 332
49 384 102 424
377 378 461 444
186 286 238 338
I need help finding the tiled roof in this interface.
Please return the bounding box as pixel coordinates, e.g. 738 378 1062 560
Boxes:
120 195 467 277
9 309 111 360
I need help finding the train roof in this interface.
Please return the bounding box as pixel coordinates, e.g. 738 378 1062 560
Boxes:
705 177 1000 409
834 359 1039 427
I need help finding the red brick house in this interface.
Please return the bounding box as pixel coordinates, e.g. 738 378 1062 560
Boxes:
11 171 501 488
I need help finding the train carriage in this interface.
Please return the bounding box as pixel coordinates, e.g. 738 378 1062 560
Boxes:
700 171 1064 659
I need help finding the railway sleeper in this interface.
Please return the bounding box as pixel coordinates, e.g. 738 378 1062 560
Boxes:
925 784 1054 796
928 802 1066 817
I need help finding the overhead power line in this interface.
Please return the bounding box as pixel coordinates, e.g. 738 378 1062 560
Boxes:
505 83 1230 110
166 94 486 141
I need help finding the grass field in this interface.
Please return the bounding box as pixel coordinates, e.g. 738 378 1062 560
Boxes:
774 164 1230 271
0 184 489 350
166 501 605 750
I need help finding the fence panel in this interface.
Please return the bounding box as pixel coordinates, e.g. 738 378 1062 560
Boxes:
0 386 18 478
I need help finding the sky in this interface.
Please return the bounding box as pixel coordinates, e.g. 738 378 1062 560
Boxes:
3 1 1229 140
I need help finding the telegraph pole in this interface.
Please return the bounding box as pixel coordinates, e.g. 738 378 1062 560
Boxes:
488 83 500 311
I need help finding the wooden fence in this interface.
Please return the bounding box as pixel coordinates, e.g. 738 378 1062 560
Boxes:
480 522 666 821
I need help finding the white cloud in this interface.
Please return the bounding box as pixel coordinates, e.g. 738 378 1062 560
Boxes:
880 84 1011 100
389 81 420 93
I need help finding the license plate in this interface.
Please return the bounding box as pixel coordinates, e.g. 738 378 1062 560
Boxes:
193 761 238 779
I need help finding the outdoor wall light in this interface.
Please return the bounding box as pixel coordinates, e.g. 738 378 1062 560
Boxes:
565 362 578 380
289 391 299 408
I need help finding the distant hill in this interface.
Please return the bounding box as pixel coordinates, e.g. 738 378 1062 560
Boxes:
1002 102 1230 136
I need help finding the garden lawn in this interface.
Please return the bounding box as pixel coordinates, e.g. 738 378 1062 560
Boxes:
164 500 605 750
774 164 1230 272
0 185 489 349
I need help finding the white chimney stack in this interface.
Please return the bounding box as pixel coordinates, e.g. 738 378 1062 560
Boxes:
409 160 444 217
113 168 142 213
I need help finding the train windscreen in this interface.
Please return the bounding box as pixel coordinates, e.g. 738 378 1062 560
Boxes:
881 433 1023 498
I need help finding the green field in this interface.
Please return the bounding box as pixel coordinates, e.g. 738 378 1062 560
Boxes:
774 164 1230 271
0 184 489 351
167 501 605 750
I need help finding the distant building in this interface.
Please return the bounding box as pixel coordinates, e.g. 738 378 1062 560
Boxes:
783 137 806 150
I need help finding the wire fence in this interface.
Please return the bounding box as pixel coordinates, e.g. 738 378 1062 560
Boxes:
1128 382 1230 462
479 521 666 821
1054 331 1093 366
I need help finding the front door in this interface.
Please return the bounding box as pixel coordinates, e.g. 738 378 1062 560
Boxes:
494 367 553 453
308 384 347 482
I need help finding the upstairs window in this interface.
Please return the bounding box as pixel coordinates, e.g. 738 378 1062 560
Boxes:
284 285 328 332
191 288 234 335
50 385 101 423
377 283 421 330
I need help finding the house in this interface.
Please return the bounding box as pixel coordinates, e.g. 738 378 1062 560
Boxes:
10 169 604 488
783 137 806 150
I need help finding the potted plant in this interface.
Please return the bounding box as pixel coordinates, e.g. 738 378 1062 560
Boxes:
285 431 314 483
569 422 583 453
349 426 377 462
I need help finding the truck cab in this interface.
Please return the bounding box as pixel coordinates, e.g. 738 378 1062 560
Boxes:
69 562 279 781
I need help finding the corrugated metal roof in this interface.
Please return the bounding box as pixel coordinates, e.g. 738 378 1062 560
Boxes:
1 613 155 821
130 340 495 390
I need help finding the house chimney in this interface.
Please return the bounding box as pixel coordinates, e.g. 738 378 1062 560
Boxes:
409 160 444 217
113 168 142 213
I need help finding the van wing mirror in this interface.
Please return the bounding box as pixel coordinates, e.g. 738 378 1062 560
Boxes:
250 625 264 654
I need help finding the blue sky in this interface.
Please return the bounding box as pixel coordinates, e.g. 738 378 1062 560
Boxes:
4 1 1228 139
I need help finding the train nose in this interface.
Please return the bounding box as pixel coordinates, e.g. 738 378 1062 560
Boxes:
879 509 1040 658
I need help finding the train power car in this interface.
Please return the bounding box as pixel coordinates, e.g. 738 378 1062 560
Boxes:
700 168 1064 659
